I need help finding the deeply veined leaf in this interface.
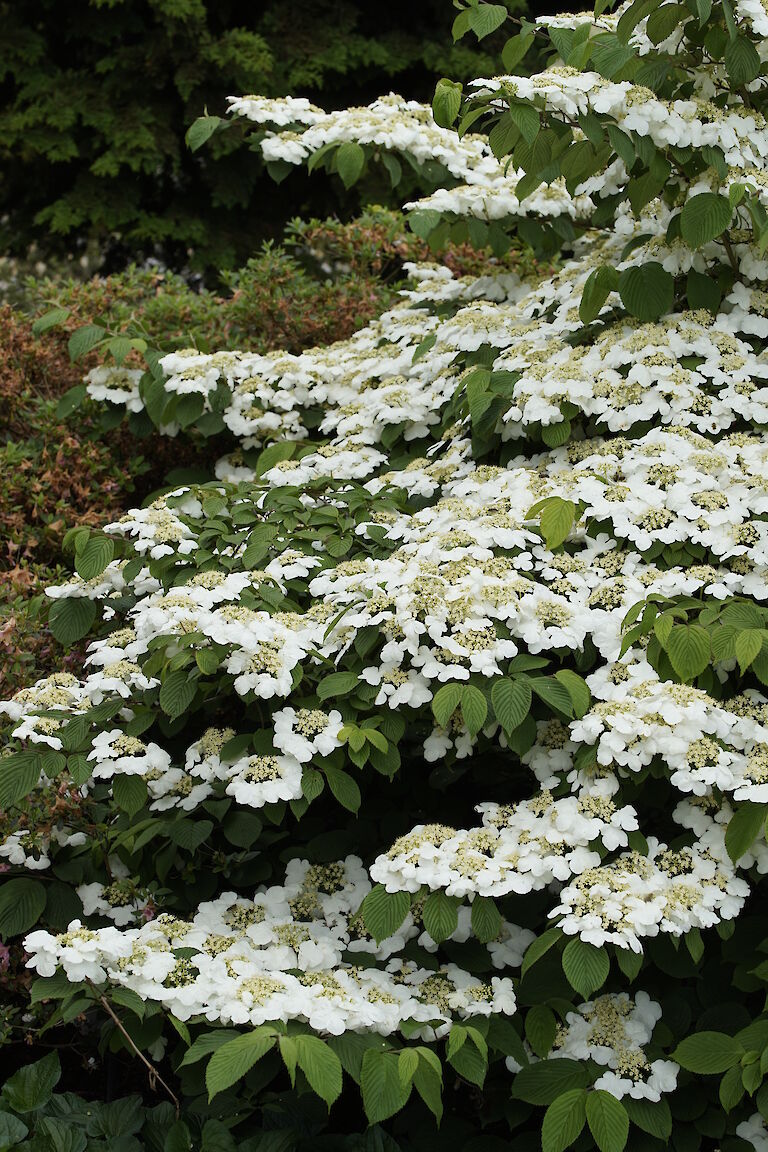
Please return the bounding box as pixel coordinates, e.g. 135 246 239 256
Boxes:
471 895 503 943
360 885 411 943
336 142 365 188
562 938 610 998
680 193 733 247
74 536 115 581
360 1050 411 1124
293 1035 343 1108
206 1030 275 1100
491 677 532 732
541 1088 587 1152
433 79 462 128
422 890 460 943
666 623 711 681
48 597 97 646
461 683 488 735
159 669 197 718
586 1091 629 1152
618 262 674 321
432 682 462 727
0 878 47 937
672 1031 744 1073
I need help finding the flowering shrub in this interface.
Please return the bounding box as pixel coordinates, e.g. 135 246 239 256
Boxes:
6 2 768 1149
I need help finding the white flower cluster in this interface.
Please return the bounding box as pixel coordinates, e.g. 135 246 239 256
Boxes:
26 856 517 1035
370 783 638 898
532 991 679 1102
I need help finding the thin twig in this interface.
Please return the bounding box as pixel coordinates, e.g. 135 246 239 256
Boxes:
97 993 180 1118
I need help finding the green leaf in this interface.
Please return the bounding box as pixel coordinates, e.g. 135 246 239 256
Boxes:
590 32 635 78
491 678 532 733
0 878 47 938
413 1050 443 1123
687 268 722 312
432 683 462 727
672 1031 744 1073
179 1030 241 1068
461 684 488 736
725 802 767 863
541 1089 587 1152
525 1005 557 1059
645 3 686 42
0 751 41 809
580 265 619 324
586 1091 629 1152
49 597 97 645
0 1113 28 1145
735 628 764 674
293 1035 343 1108
507 100 540 144
32 307 70 335
618 262 674 321
448 1033 487 1086
222 811 263 849
562 938 610 998
360 885 411 943
167 819 213 851
68 324 106 361
112 774 147 816
56 383 88 419
622 1096 672 1138
680 193 733 247
422 891 460 943
502 30 535 71
317 672 359 700
159 669 197 718
527 497 576 550
336 142 365 188
324 766 361 813
433 79 462 128
186 115 222 152
512 1059 589 1104
3 1052 60 1112
554 670 591 718
206 1030 275 1101
725 34 760 84
666 623 711 681
471 896 502 943
361 1050 411 1124
467 3 509 39
521 927 563 977
530 677 574 717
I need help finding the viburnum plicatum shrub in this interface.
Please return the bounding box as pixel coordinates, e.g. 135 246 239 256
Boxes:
9 1 768 1149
